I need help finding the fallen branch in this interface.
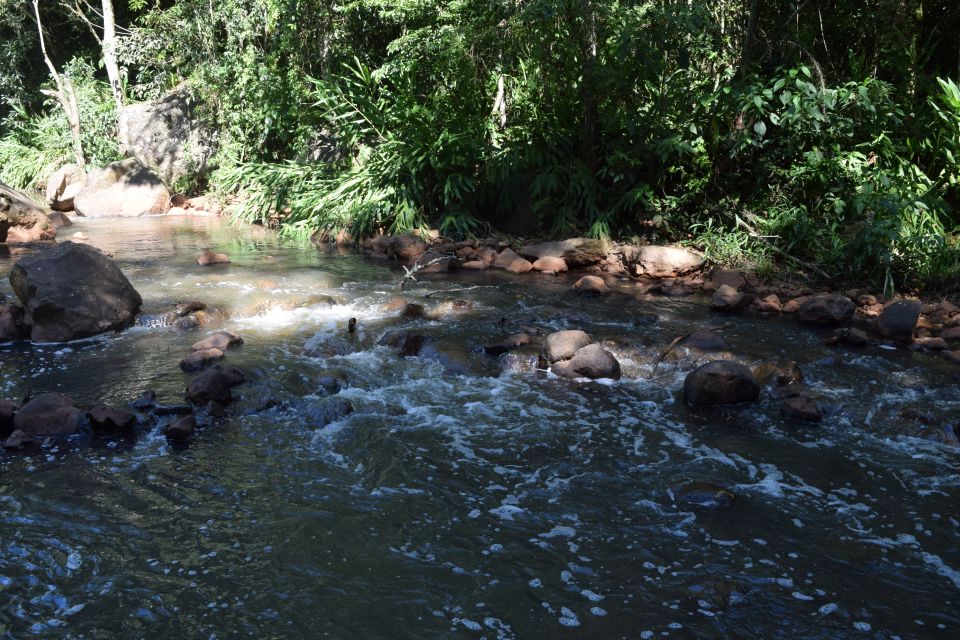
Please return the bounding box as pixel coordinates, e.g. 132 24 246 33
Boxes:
650 326 723 378
733 215 832 280
399 254 456 289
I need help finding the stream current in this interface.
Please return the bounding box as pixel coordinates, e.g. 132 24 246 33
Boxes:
0 217 959 639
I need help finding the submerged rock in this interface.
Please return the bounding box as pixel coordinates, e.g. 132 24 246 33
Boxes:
9 241 142 342
179 347 225 372
191 330 243 352
378 330 427 357
197 251 230 266
13 393 84 436
780 393 822 422
677 482 736 509
711 284 752 313
573 275 609 295
308 397 354 428
684 361 760 406
682 329 731 352
186 364 246 405
484 333 531 356
3 429 32 449
165 414 196 440
87 406 136 432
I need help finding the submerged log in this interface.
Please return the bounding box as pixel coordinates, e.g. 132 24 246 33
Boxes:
0 181 56 243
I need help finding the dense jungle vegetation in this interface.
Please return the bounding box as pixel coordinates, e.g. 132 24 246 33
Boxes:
2 1 960 292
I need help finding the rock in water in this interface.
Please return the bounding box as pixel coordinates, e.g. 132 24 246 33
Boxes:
684 361 760 406
165 415 196 440
797 294 855 326
711 284 752 312
0 181 56 243
552 343 622 380
9 241 143 342
520 238 607 267
87 406 136 432
540 330 593 365
13 393 84 436
73 158 169 218
876 299 922 345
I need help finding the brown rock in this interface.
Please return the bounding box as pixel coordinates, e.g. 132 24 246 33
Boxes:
782 297 808 314
573 275 609 295
521 238 606 267
797 294 855 326
179 348 225 372
3 429 32 449
913 337 948 351
532 256 568 273
940 326 960 341
682 330 731 352
88 405 136 431
711 269 746 290
829 327 871 346
754 294 781 313
552 343 621 380
378 330 426 357
191 330 243 352
165 415 195 440
484 333 532 356
780 394 822 422
684 361 760 406
541 330 592 364
13 393 84 436
388 235 428 261
461 260 488 270
876 299 922 345
186 364 245 405
753 361 803 387
197 251 230 266
0 304 25 341
631 245 704 278
506 257 534 274
711 284 752 312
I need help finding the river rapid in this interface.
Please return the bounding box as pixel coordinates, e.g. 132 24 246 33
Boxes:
1 217 959 639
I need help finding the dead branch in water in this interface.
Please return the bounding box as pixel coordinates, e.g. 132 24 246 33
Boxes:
399 254 456 289
650 325 723 378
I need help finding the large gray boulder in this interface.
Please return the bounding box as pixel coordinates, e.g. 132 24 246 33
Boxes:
521 238 607 267
118 90 214 187
629 245 704 278
9 241 143 342
45 164 85 212
0 182 56 243
73 158 170 218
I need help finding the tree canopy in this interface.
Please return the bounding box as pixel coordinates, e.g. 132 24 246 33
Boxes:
2 1 960 291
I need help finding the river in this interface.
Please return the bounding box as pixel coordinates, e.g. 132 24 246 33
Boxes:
1 216 958 638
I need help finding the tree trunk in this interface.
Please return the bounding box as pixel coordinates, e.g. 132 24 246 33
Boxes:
32 0 85 170
579 0 599 172
101 0 123 115
740 0 760 76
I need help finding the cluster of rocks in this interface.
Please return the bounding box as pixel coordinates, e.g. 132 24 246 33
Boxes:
684 359 823 422
360 233 704 296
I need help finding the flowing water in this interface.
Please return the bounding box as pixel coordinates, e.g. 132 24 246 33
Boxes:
1 217 959 639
